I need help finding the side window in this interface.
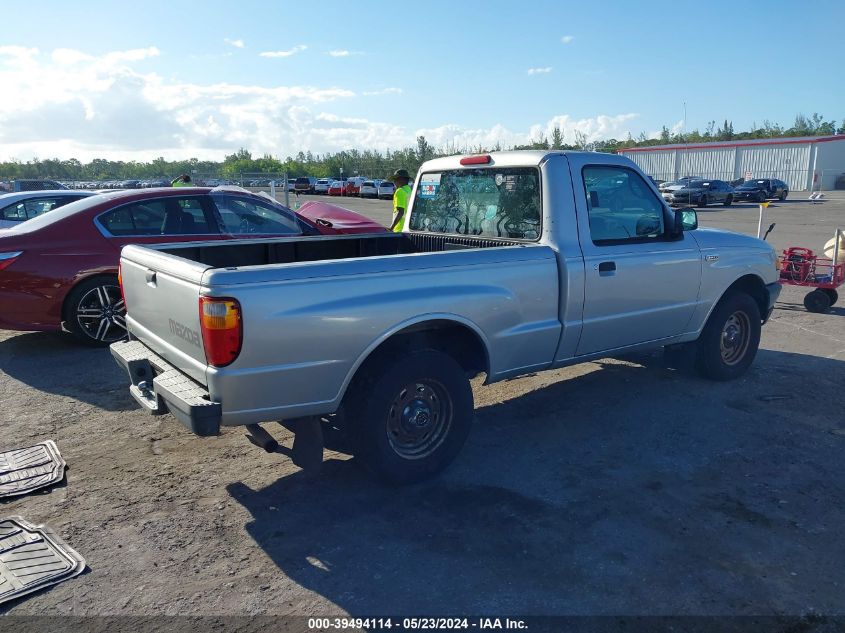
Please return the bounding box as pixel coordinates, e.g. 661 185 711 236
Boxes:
1 202 28 221
212 196 302 235
23 197 64 219
583 166 665 243
100 197 214 236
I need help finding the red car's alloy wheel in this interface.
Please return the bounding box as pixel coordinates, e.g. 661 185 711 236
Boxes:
75 283 127 343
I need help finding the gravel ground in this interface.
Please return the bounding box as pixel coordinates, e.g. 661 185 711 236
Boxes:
1 193 844 619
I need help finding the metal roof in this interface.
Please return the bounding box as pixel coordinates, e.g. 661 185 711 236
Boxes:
619 134 845 153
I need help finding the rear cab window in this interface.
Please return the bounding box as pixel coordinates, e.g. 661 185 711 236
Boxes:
409 167 541 240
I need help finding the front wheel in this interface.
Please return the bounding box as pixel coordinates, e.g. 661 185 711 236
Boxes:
723 195 733 206
757 191 767 203
821 288 839 306
780 190 788 201
695 291 761 381
346 349 473 484
698 195 708 208
63 275 127 346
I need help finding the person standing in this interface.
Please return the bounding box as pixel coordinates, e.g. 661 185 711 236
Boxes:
171 174 192 187
388 169 413 232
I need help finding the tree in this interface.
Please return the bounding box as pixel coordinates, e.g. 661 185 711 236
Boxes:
415 135 434 164
551 126 564 149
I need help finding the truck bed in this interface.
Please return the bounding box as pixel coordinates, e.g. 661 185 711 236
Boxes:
158 232 524 269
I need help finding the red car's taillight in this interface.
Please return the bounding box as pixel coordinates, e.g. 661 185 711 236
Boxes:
0 251 22 271
199 297 242 367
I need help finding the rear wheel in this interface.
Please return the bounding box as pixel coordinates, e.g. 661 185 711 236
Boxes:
757 191 767 203
821 288 839 306
804 289 832 313
63 275 127 346
780 190 788 201
345 349 473 484
695 291 761 381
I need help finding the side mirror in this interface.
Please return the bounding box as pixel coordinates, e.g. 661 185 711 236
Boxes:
672 208 697 237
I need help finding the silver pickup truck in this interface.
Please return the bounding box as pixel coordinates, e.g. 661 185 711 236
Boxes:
112 151 781 483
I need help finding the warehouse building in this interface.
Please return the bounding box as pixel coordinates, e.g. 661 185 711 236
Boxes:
618 134 845 192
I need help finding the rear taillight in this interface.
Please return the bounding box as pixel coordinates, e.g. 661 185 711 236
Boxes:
0 251 22 271
117 261 126 308
199 297 242 367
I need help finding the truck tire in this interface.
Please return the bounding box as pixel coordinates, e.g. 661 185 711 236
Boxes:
695 291 761 381
346 349 473 484
821 288 839 306
63 275 127 346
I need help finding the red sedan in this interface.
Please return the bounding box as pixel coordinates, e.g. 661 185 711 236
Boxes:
0 187 385 345
327 181 345 196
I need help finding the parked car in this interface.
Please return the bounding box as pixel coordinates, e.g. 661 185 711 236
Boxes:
0 187 385 345
327 180 345 196
344 180 361 196
314 179 332 194
658 176 703 193
294 177 317 194
663 179 734 207
377 181 396 199
358 180 379 198
111 151 780 484
0 190 98 229
732 179 789 202
0 179 69 193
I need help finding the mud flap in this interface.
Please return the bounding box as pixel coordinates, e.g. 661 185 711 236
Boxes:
0 441 67 499
0 517 85 605
279 417 324 473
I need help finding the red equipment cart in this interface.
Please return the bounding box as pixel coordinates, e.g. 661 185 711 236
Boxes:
778 233 844 312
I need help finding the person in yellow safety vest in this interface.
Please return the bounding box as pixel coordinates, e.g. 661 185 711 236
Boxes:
171 174 192 187
388 169 413 233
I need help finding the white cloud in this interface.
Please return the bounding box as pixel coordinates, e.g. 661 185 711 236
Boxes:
259 45 307 58
561 35 575 44
0 46 644 161
527 66 552 75
327 50 364 57
417 113 640 150
224 38 245 49
362 87 403 96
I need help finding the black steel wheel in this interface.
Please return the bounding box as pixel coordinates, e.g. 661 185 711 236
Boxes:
695 291 761 381
345 349 473 484
821 288 839 306
804 289 832 313
64 276 127 346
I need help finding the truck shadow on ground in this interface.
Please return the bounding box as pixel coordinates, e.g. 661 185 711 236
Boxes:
0 332 132 411
227 349 845 616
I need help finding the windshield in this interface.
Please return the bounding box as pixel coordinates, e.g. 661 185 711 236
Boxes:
410 167 541 240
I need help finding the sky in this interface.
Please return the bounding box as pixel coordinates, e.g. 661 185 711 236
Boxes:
1 0 843 162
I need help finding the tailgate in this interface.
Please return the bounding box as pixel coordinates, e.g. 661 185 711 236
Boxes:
120 244 211 385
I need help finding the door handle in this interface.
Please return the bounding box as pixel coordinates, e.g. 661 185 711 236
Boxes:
145 269 157 285
597 261 616 273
